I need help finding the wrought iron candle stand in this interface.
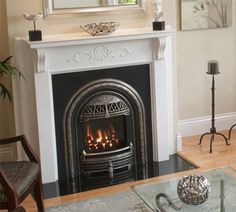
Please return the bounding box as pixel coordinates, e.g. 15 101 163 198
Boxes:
199 61 229 153
227 124 236 140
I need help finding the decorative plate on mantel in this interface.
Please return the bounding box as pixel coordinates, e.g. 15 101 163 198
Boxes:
80 22 120 36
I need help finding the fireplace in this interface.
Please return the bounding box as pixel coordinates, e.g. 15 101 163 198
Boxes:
78 87 136 191
52 65 152 191
15 28 175 185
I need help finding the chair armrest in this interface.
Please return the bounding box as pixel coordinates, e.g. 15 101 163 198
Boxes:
0 135 39 163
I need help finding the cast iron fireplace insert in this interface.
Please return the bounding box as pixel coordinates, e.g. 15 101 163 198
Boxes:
52 64 153 193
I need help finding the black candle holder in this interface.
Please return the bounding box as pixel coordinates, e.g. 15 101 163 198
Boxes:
199 61 229 153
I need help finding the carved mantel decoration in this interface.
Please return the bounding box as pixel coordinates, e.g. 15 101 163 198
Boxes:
66 46 133 63
15 28 174 184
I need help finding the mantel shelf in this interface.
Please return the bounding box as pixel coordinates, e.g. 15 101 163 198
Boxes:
18 27 173 49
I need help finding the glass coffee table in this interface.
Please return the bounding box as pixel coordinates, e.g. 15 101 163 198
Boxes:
131 166 236 211
47 167 236 212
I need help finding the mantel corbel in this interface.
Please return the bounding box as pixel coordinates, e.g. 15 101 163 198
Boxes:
153 37 166 60
32 49 46 73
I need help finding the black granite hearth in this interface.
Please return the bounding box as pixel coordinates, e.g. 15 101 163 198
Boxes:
42 154 196 199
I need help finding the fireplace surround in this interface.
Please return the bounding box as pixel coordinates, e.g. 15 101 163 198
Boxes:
15 28 175 184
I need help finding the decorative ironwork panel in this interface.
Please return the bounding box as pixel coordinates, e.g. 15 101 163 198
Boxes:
80 95 130 121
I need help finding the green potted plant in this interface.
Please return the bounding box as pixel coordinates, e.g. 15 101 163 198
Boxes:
0 56 22 101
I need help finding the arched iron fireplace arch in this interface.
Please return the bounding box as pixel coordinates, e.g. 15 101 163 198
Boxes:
63 78 148 191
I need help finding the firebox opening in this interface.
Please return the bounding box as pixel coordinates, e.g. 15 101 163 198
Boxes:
83 117 127 153
78 93 134 155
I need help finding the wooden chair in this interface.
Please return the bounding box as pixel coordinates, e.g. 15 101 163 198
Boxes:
0 135 45 212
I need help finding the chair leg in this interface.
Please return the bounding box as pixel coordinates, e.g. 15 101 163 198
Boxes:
33 178 45 212
10 206 26 212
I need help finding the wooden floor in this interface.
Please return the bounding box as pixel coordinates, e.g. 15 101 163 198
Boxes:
178 129 236 170
1 129 236 212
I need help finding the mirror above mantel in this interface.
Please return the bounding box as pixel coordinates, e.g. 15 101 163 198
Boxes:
43 0 145 17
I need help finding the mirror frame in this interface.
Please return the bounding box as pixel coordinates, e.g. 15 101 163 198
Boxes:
43 0 145 17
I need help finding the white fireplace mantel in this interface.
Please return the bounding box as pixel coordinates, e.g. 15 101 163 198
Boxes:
15 27 175 184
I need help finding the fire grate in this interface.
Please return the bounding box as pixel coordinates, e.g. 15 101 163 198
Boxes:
80 143 135 191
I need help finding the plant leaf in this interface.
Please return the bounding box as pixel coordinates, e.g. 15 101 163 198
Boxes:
0 56 24 101
2 56 13 63
0 82 11 101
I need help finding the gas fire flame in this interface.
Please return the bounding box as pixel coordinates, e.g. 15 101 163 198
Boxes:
86 125 120 152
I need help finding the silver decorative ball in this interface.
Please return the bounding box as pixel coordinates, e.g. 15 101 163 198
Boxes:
177 175 210 205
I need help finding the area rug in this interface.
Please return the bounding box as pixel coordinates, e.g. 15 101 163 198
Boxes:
46 190 152 212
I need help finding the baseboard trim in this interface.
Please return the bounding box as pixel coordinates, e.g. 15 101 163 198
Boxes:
178 112 236 138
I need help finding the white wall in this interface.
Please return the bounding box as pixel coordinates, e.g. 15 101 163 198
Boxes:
0 0 17 161
0 0 15 138
177 28 236 117
176 0 236 136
